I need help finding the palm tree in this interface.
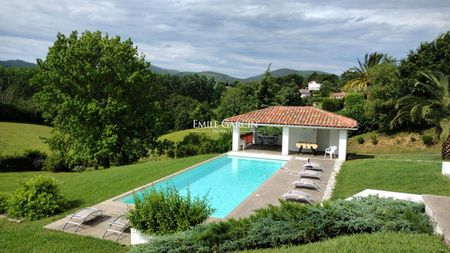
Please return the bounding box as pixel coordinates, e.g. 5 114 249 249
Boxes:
343 52 386 92
443 134 450 160
392 72 450 158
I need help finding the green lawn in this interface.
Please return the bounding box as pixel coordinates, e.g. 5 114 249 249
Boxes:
158 126 229 142
0 154 217 253
0 122 52 155
242 232 450 253
332 154 450 199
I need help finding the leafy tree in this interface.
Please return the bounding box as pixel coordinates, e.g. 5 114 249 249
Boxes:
163 95 200 130
318 80 332 97
256 66 278 108
343 52 391 92
364 62 401 131
179 74 216 104
340 93 370 134
190 103 215 123
400 31 450 80
275 80 302 106
321 98 342 112
217 86 257 120
393 72 449 142
32 31 161 168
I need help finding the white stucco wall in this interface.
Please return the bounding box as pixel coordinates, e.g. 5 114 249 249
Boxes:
288 127 317 151
328 129 339 150
317 129 330 151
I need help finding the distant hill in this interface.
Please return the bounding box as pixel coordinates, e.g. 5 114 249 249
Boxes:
178 71 241 83
1 59 329 83
243 68 328 82
0 60 36 68
149 65 180 75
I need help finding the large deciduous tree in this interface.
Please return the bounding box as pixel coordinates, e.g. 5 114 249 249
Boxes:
32 31 161 168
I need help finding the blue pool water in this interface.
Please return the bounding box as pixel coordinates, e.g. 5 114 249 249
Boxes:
117 155 286 218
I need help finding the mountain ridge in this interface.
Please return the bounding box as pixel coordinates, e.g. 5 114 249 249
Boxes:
0 59 329 83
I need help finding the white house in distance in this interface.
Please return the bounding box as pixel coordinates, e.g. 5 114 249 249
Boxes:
299 89 311 98
308 81 321 91
223 106 358 161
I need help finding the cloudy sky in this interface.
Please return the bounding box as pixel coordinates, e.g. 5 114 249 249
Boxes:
0 0 449 77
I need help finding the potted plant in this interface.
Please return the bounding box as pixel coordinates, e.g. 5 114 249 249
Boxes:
442 134 450 176
127 185 213 245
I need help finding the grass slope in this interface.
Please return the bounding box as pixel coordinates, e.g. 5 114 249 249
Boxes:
348 129 442 154
158 126 230 142
0 122 52 155
0 154 216 253
332 154 450 199
241 232 450 253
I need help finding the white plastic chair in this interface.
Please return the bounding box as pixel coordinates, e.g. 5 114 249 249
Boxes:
324 146 337 159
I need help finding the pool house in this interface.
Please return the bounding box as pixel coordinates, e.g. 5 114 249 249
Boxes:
223 106 358 160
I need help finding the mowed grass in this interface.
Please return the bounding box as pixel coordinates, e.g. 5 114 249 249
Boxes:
241 232 450 253
158 126 230 142
0 154 217 253
0 122 52 155
332 154 450 199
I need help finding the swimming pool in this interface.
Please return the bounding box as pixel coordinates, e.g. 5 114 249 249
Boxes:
117 155 286 218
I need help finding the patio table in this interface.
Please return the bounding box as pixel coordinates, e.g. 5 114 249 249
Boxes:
296 142 318 155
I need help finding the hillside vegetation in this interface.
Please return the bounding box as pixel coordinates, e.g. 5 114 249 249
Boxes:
348 129 442 154
0 122 51 155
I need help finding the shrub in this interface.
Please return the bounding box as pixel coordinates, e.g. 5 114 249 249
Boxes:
131 197 432 253
370 134 378 145
421 135 433 146
410 136 416 142
7 175 68 220
321 98 343 112
0 150 47 172
356 136 365 144
0 192 9 214
43 153 70 172
127 185 214 235
163 133 231 159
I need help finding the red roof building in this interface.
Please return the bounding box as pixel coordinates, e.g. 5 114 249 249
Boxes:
224 106 357 160
223 106 357 129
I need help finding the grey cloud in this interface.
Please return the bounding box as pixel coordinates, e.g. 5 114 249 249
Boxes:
0 0 449 77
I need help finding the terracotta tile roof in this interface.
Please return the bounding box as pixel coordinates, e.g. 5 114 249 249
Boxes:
223 106 358 129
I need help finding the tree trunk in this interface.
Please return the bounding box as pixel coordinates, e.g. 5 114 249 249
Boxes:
442 134 450 160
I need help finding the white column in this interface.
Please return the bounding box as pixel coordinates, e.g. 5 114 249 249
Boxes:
251 125 257 144
282 126 290 156
232 125 240 151
338 130 348 161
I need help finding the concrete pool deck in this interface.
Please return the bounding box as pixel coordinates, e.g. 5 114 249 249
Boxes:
44 153 338 245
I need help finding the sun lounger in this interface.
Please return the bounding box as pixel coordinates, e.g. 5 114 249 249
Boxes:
282 190 315 204
303 158 325 171
299 171 323 180
293 179 321 191
62 207 103 232
102 215 130 241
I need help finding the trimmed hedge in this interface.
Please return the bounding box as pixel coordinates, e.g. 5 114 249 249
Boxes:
0 103 44 124
0 150 47 172
131 197 432 253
